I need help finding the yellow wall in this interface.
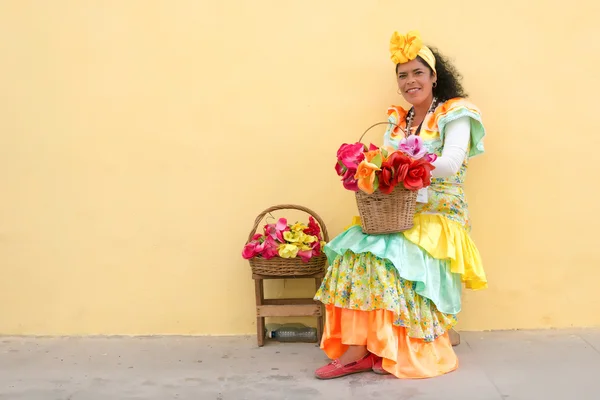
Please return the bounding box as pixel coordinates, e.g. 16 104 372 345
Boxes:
0 0 598 335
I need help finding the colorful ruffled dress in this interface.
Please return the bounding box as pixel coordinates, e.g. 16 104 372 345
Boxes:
314 98 487 379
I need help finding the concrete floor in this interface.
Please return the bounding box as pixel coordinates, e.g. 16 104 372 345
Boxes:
1 329 599 400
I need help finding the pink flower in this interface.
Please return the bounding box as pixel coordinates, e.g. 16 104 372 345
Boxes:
251 233 263 241
261 236 279 259
297 248 314 263
311 239 322 254
341 168 359 191
399 136 427 159
424 153 437 163
242 242 260 259
242 233 266 259
264 218 289 242
336 142 365 169
336 142 366 191
298 240 325 262
335 161 346 176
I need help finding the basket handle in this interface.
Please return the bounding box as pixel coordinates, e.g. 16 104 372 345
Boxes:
246 204 330 243
358 121 403 143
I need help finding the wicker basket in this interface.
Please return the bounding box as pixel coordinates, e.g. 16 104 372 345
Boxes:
353 121 418 235
246 204 329 277
355 185 418 234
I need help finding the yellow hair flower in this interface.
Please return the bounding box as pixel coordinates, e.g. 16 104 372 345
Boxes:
390 30 423 64
389 30 436 72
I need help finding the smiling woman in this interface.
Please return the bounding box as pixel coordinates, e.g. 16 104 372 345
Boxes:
397 47 467 106
313 30 487 380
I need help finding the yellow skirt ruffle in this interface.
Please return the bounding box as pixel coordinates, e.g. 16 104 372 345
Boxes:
346 214 486 290
403 214 487 290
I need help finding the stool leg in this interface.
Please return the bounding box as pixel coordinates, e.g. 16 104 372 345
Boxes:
315 277 324 346
255 279 265 347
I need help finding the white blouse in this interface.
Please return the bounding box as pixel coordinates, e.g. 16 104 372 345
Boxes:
431 116 470 178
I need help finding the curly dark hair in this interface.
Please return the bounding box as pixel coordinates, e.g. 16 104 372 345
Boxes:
396 46 467 102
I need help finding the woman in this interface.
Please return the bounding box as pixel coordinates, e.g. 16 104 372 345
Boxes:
313 30 487 380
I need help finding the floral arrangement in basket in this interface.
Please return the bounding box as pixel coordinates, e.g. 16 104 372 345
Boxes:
242 216 327 263
335 135 437 194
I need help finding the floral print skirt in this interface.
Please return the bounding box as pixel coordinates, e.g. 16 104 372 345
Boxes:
315 250 457 341
314 250 459 378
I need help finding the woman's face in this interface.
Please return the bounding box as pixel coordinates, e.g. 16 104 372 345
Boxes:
396 58 436 107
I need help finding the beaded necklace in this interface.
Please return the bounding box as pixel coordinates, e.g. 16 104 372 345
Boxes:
403 97 438 137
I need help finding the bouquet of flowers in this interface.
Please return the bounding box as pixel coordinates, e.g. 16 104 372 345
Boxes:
242 216 327 263
335 136 437 194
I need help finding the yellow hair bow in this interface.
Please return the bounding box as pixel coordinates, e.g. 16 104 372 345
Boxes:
389 30 436 73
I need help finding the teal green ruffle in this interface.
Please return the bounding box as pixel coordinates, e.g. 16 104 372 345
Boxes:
437 107 486 158
323 225 462 314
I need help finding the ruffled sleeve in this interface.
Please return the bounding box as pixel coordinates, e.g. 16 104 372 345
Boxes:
383 105 408 148
431 98 486 158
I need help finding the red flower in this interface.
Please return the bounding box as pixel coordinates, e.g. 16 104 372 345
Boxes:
377 151 412 194
403 158 435 191
304 216 321 239
377 164 395 194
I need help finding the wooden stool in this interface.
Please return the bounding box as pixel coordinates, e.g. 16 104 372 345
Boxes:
253 272 325 347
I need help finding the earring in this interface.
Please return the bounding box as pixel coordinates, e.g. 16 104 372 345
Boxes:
433 82 437 88
397 89 402 94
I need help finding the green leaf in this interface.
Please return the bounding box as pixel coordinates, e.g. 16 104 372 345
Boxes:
372 176 379 192
371 153 382 168
381 147 388 159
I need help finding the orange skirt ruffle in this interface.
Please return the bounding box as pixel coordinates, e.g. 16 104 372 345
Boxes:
321 305 458 379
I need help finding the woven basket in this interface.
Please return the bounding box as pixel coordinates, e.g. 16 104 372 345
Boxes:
355 186 418 234
353 121 418 235
246 204 329 277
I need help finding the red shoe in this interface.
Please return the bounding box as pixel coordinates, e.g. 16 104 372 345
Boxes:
315 353 375 380
372 356 390 375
